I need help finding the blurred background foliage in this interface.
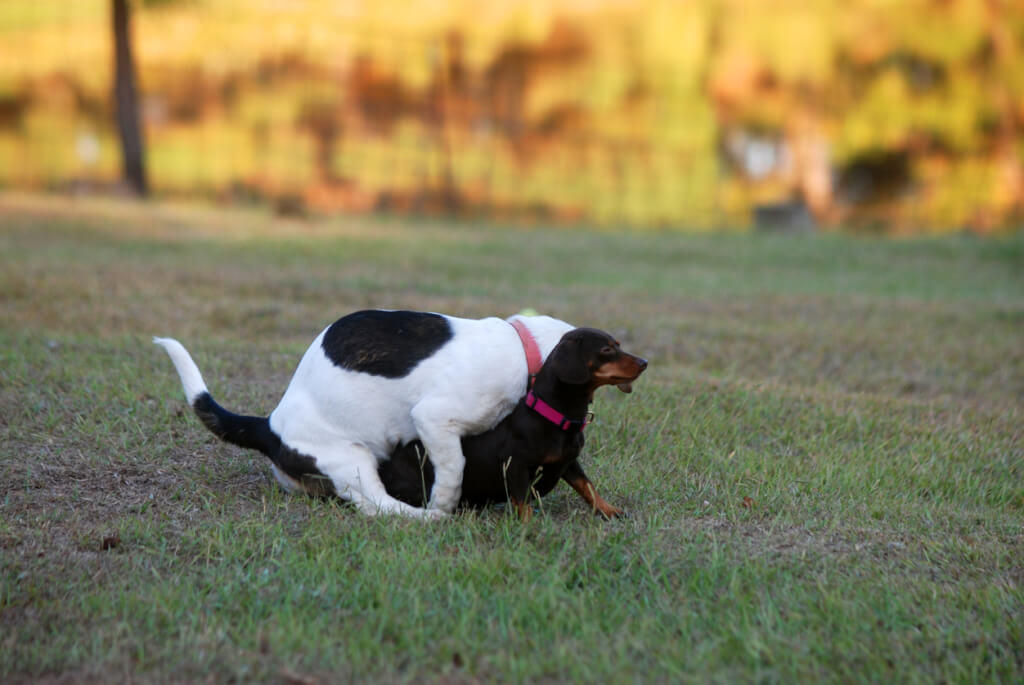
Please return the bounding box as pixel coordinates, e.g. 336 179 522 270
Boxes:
0 0 1021 232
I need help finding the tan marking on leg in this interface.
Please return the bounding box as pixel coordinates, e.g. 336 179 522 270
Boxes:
511 497 533 522
565 475 624 519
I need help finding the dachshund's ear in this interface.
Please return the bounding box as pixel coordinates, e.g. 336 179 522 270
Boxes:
550 341 590 385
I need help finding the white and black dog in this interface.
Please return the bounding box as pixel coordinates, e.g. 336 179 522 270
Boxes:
155 310 595 518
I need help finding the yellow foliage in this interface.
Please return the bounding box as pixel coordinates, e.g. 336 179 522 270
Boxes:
0 0 1020 231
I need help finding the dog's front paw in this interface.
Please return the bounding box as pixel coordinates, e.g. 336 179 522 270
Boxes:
427 485 462 514
421 508 449 521
596 504 627 520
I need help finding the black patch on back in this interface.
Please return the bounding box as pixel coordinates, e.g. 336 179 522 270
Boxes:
321 310 453 378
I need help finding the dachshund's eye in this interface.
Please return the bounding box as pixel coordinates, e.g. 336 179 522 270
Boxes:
601 345 616 356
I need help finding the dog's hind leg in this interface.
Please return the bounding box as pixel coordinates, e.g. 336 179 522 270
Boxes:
305 441 446 519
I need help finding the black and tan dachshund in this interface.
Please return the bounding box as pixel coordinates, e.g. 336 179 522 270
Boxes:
378 328 647 519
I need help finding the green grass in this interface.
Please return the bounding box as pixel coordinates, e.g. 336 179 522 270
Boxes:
1 192 1022 683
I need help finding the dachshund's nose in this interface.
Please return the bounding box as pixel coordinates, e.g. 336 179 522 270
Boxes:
637 357 648 371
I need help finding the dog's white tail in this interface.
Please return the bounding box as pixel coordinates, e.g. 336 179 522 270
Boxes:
153 336 281 458
153 337 208 404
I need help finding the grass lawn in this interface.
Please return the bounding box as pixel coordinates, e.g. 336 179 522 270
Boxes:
1 192 1022 683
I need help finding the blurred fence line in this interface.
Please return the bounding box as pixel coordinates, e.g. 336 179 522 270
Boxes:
1 1 1021 233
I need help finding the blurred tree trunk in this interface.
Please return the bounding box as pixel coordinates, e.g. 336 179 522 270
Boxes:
112 0 148 196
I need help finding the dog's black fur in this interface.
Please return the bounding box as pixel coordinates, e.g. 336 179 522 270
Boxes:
378 327 647 518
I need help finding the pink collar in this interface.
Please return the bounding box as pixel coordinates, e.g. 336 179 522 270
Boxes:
525 391 592 432
511 319 591 431
510 319 543 388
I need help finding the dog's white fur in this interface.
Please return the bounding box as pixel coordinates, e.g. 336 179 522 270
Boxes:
155 313 572 518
